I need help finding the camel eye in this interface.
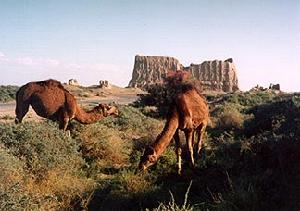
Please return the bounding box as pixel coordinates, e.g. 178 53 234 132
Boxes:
145 147 155 155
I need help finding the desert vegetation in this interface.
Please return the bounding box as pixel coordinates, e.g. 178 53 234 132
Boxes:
0 85 19 103
0 82 300 210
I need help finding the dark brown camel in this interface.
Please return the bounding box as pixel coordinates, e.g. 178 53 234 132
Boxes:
15 79 118 130
139 87 209 174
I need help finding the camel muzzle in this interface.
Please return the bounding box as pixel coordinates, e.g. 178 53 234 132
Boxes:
138 162 147 171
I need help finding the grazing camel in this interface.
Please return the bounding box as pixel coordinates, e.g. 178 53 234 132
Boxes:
15 79 118 130
139 87 209 174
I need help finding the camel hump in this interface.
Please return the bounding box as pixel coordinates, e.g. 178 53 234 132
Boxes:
35 79 70 93
17 79 70 103
176 88 209 129
36 79 64 88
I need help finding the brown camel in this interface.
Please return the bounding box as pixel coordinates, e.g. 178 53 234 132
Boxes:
139 87 209 174
15 79 118 130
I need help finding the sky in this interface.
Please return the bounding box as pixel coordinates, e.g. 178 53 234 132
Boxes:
0 0 299 91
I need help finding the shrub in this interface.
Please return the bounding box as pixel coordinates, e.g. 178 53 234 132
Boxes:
74 123 130 168
218 108 244 130
115 170 153 194
0 85 19 102
1 97 300 210
0 145 25 191
245 99 300 136
0 121 83 176
100 105 163 139
206 98 300 210
0 145 28 210
222 92 277 107
212 104 245 131
0 121 95 210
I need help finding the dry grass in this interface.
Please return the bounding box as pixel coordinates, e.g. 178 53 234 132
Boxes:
117 171 152 194
75 123 130 168
0 145 25 191
25 167 96 210
217 108 244 130
211 104 245 130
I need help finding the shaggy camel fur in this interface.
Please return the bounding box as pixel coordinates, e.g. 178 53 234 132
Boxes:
15 79 118 130
139 88 209 174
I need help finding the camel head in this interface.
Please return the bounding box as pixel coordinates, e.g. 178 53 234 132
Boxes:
94 104 119 117
138 146 158 171
106 105 119 116
15 117 20 124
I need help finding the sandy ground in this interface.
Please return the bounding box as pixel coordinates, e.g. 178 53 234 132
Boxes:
0 86 144 123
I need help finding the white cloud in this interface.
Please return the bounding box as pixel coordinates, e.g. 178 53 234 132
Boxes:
0 52 60 67
0 51 130 87
16 57 60 67
0 51 9 62
16 57 34 65
65 63 83 69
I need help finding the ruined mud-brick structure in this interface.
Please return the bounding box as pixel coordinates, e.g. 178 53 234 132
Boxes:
128 55 239 92
68 79 79 86
99 80 111 89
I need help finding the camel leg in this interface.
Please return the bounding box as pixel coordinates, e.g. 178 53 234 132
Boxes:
192 130 195 146
185 129 195 168
15 100 30 124
197 123 207 155
174 129 182 175
59 117 71 137
59 112 70 132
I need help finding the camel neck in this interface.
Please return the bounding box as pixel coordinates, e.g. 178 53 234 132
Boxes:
74 106 105 124
153 108 179 157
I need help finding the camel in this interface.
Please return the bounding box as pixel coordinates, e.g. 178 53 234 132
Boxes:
15 79 118 130
139 87 209 174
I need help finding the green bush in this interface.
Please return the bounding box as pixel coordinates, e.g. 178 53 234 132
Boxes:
245 99 300 136
220 92 277 107
212 104 245 131
0 121 83 176
0 145 37 211
205 99 300 210
0 85 19 103
74 123 130 170
0 121 95 210
100 105 163 140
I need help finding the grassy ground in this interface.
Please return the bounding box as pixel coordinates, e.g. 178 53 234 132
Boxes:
0 91 300 210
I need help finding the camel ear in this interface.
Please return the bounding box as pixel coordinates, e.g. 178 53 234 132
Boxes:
97 104 108 116
98 103 107 108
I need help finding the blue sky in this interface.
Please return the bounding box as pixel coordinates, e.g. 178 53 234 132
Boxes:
0 0 299 91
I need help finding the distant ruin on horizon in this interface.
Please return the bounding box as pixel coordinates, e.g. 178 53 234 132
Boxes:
128 55 239 92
